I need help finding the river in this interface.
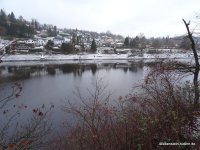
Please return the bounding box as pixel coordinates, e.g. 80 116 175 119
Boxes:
0 59 191 136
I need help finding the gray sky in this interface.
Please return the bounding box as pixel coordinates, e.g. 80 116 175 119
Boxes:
1 0 200 37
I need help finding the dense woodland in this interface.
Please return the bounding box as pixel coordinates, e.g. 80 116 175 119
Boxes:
0 9 35 38
0 9 62 39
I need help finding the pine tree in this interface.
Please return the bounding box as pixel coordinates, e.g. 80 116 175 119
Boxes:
10 12 16 23
81 43 85 51
131 36 140 49
91 39 97 52
45 40 54 50
47 28 53 36
72 34 76 45
53 26 57 36
124 37 130 47
0 9 8 27
61 43 73 53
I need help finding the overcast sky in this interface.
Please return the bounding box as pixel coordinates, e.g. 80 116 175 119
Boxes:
1 0 200 37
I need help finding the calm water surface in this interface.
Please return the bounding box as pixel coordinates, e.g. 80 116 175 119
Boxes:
0 60 157 134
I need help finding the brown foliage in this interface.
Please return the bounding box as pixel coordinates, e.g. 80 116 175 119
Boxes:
52 65 200 150
0 82 53 150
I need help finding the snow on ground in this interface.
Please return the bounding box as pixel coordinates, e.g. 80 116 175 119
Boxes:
1 54 128 61
0 53 194 62
0 44 4 49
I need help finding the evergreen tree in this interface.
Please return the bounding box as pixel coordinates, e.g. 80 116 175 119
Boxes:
0 9 8 29
7 12 17 36
0 9 35 37
61 43 73 53
72 34 77 45
53 26 57 36
77 36 81 45
48 28 51 36
81 43 85 51
0 9 9 36
45 40 54 50
9 12 16 23
18 16 24 22
124 37 130 47
90 39 97 52
130 36 140 48
31 19 40 30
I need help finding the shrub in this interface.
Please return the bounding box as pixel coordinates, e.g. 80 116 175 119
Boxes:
52 65 200 150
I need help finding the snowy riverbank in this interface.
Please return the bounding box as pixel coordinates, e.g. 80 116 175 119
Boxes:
1 53 193 62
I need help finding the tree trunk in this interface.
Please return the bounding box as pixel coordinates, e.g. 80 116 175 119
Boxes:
183 19 199 107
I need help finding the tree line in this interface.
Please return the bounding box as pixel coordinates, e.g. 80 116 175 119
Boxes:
0 9 59 38
0 9 35 38
123 34 193 50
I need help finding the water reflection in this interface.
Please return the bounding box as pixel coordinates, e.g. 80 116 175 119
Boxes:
0 60 151 129
0 61 146 83
0 59 195 139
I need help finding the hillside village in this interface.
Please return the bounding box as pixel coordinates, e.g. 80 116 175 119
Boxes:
1 28 198 56
0 28 125 54
0 9 199 57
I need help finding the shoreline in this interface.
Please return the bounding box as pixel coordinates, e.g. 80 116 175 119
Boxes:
0 53 193 62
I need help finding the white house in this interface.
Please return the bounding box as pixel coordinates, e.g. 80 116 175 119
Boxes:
35 39 46 46
115 42 124 48
53 39 64 46
26 39 35 44
64 37 71 43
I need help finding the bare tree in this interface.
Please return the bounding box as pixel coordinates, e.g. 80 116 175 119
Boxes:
0 82 53 149
183 19 200 108
52 70 200 150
